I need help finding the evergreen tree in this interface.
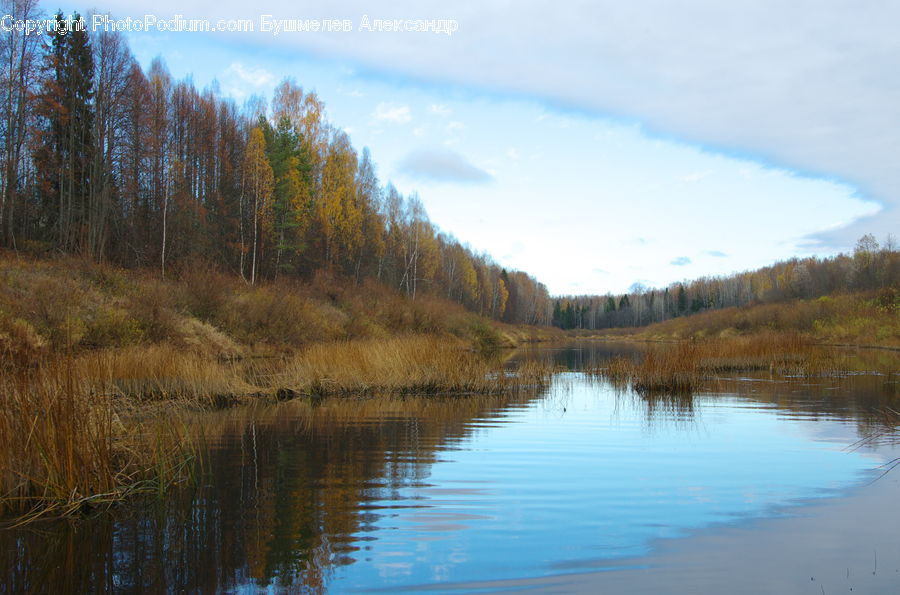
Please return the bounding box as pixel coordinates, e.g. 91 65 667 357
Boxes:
34 12 94 252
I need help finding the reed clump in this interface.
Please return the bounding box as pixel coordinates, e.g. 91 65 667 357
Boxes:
595 333 837 395
0 335 550 522
0 358 196 522
267 335 551 397
82 345 252 406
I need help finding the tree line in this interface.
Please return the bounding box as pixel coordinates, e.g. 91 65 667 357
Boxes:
553 234 899 330
0 3 552 326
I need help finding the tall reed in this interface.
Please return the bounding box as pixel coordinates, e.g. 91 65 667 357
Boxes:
0 335 550 522
0 356 195 522
595 333 836 395
266 335 550 396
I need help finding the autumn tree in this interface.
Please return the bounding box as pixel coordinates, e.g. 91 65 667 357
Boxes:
354 147 385 283
0 0 42 246
88 27 134 260
243 126 273 284
319 129 360 272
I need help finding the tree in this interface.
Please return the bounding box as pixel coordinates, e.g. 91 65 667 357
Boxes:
853 233 880 289
319 130 360 272
88 27 134 260
0 0 42 246
0 21 557 324
354 147 385 282
263 114 306 276
120 61 151 261
34 11 94 253
243 126 273 284
146 58 171 275
676 285 687 314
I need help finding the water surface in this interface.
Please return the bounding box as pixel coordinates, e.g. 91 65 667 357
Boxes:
3 344 899 593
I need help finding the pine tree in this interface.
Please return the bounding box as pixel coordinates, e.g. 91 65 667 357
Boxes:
34 11 94 252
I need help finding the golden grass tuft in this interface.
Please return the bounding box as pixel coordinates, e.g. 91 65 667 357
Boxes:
0 358 196 522
84 345 252 405
594 333 838 395
269 335 550 396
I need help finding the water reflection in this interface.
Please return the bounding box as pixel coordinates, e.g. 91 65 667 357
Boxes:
3 392 545 593
2 345 898 593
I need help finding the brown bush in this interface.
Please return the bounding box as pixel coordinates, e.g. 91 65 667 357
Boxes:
125 280 179 342
221 286 348 346
176 264 235 321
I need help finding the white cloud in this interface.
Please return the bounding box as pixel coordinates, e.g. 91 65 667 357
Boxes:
221 62 275 98
413 126 426 137
682 170 712 183
372 102 412 124
430 103 452 117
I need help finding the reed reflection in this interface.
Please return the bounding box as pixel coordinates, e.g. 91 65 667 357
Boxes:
2 389 546 593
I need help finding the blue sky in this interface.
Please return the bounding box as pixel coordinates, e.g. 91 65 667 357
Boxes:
39 1 896 294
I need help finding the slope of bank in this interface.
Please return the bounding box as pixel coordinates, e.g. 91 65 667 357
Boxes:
575 290 899 349
0 250 560 364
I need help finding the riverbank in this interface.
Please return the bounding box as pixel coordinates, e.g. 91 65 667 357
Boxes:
0 251 560 362
572 290 900 349
0 253 558 522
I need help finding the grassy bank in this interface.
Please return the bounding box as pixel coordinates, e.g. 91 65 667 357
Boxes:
266 335 549 397
581 290 900 348
0 251 560 364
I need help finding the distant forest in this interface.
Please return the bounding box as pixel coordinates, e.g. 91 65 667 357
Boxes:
553 235 899 330
0 6 552 325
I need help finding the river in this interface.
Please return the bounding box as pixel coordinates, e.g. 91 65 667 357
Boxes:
3 342 899 593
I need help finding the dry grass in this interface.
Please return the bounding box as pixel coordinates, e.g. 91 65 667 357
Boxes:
599 290 900 348
264 335 551 397
0 347 243 521
0 358 196 522
0 251 548 360
594 333 838 395
81 346 253 406
0 335 551 522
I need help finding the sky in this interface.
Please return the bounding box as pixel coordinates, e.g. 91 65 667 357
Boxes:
35 1 898 294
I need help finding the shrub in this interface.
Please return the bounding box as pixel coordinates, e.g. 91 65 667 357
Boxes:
82 305 143 348
176 265 234 321
221 286 348 346
126 281 179 342
0 318 47 365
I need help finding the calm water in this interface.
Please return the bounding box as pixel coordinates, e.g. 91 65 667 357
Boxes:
3 344 900 593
